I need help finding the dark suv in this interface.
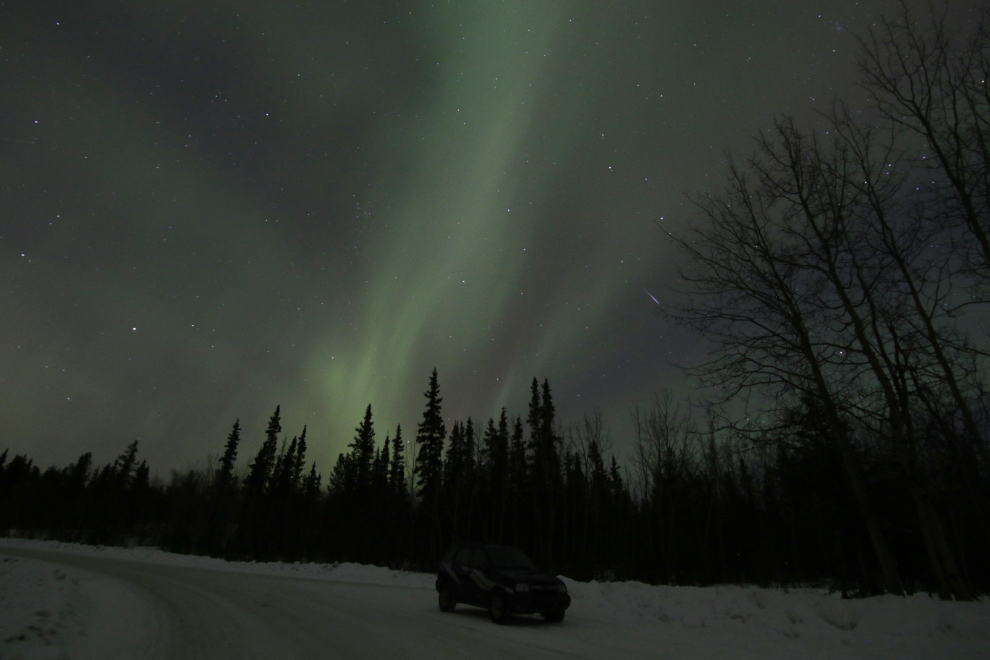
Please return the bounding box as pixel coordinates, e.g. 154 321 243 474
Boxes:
435 543 571 624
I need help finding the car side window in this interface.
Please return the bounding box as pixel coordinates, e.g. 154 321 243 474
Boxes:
454 546 472 566
470 548 490 570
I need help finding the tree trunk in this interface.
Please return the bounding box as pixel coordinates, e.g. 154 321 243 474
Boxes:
833 425 906 596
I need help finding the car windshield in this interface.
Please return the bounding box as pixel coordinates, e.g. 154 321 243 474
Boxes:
487 547 536 570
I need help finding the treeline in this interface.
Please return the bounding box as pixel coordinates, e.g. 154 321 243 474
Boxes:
0 374 631 580
1 368 988 596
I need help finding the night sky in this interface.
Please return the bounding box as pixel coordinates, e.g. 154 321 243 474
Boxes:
2 0 971 473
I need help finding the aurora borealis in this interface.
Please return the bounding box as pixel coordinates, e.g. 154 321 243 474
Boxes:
1 0 963 471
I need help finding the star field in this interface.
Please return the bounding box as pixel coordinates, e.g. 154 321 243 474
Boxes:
0 0 965 471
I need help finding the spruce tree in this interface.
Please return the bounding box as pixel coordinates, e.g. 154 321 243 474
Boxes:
271 436 289 492
245 406 281 499
443 421 464 494
269 436 290 495
480 417 498 540
464 418 477 476
302 463 321 502
463 417 479 542
389 424 405 495
414 370 446 499
127 460 150 528
444 421 465 542
588 439 609 576
377 438 391 495
217 419 241 486
114 440 140 488
328 452 352 497
495 410 510 481
507 416 527 546
414 369 446 556
68 452 92 491
482 409 510 542
541 379 556 445
234 407 280 556
349 405 376 494
290 426 307 490
210 419 241 555
527 379 561 569
527 378 541 452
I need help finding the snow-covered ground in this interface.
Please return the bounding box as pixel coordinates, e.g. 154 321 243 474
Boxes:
0 541 167 660
1 536 987 659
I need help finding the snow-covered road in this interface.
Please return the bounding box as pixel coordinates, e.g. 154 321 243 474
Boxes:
4 545 595 659
1 540 987 659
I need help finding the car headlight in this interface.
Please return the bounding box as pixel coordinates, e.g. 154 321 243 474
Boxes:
516 583 530 593
557 584 567 594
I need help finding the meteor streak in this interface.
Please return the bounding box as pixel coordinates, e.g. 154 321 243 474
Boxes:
643 287 660 305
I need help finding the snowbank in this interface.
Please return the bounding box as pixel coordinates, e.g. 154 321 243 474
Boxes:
0 536 434 588
561 575 988 648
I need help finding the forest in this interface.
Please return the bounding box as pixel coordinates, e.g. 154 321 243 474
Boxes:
2 4 989 600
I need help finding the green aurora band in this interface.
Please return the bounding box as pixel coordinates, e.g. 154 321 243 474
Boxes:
1 0 897 470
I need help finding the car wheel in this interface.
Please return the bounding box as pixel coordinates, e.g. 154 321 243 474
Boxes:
438 586 456 612
542 609 565 623
489 592 508 624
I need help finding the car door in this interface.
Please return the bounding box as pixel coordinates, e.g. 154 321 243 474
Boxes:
462 547 492 606
450 546 474 602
